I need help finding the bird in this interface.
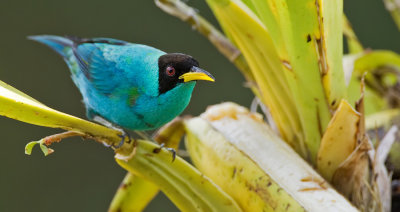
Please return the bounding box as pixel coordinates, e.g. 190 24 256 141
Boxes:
29 35 214 147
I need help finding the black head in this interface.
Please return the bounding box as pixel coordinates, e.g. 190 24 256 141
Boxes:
158 53 200 95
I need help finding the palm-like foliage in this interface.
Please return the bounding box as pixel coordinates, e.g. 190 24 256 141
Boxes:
1 0 400 211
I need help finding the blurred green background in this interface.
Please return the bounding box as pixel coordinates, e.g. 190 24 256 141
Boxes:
0 0 398 211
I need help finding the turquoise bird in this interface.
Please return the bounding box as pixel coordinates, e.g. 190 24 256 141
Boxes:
29 35 214 146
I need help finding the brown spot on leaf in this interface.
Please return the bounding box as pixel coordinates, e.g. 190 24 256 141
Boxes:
245 181 277 209
232 167 237 179
301 176 315 182
282 60 292 71
316 107 323 136
299 187 326 192
144 153 153 157
120 182 131 189
152 148 161 153
299 177 328 191
307 34 311 43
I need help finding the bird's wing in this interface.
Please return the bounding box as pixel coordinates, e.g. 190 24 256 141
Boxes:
71 37 128 95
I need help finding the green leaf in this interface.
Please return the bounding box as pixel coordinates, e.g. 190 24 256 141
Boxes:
39 142 54 156
25 141 39 155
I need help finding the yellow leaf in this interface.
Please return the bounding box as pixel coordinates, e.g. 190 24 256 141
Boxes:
317 100 360 181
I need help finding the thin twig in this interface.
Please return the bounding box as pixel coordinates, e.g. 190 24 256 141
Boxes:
42 131 85 146
37 130 135 154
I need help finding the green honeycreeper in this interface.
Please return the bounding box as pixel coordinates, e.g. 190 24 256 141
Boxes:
29 35 214 144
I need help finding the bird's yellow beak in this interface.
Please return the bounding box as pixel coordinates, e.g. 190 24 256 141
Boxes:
179 66 215 82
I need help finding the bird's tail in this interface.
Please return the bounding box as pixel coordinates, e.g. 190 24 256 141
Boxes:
28 35 73 58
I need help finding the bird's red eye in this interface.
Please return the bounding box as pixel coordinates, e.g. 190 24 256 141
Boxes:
166 66 176 77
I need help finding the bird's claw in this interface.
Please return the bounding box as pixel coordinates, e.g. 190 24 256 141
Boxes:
153 143 176 162
115 130 132 148
104 130 131 149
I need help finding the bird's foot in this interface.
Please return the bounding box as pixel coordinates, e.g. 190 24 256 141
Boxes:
116 129 132 147
103 129 132 149
153 143 176 162
92 115 132 148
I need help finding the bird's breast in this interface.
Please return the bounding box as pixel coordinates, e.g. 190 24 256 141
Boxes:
124 82 196 130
